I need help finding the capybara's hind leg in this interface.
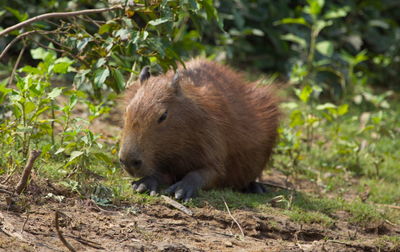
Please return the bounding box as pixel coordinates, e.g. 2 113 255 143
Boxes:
241 181 267 194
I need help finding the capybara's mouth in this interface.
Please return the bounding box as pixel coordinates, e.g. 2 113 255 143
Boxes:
121 164 137 177
121 164 149 178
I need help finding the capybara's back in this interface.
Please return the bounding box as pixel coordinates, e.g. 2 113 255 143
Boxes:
119 58 280 200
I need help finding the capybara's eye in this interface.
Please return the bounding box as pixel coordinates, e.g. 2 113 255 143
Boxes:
158 110 168 124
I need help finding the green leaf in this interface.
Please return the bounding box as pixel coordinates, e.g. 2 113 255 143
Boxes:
53 57 74 73
281 33 307 48
305 0 325 16
115 28 130 40
316 103 336 110
314 20 333 33
99 21 117 34
354 50 368 65
200 0 224 30
0 83 12 96
316 41 334 57
69 151 84 162
48 87 63 100
30 47 49 60
5 7 28 22
276 18 309 26
69 94 78 108
94 68 110 88
148 17 170 26
33 106 50 118
20 65 42 75
252 29 264 36
76 37 91 52
111 68 125 93
94 153 112 164
95 58 107 68
337 104 349 116
55 148 65 155
281 102 299 110
369 20 389 29
289 110 304 127
297 85 313 103
25 101 36 114
324 6 350 19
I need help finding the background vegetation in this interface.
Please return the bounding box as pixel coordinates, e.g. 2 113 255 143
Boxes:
0 0 399 227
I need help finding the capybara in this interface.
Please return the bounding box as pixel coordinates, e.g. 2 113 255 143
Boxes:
119 58 280 200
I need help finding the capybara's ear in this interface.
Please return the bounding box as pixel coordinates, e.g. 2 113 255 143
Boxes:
170 71 181 94
139 66 150 84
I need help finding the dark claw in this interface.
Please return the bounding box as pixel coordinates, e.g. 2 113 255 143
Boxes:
242 181 267 194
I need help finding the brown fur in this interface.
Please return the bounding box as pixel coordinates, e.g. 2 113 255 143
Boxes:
119 58 280 191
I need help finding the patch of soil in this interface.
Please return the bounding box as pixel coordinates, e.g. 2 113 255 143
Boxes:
1 177 399 252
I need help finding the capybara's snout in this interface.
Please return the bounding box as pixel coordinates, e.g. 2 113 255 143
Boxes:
118 147 144 174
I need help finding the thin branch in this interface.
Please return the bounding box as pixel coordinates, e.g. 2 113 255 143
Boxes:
375 203 400 210
54 211 76 252
78 16 104 27
161 195 193 216
0 188 18 197
33 40 90 67
0 29 65 61
222 197 245 237
260 181 294 191
0 6 125 38
15 150 41 194
21 212 30 232
8 45 26 86
0 30 37 60
66 235 105 250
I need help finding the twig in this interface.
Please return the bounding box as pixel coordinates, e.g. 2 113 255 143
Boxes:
54 211 76 252
90 199 120 215
0 30 37 60
0 6 124 38
15 150 41 194
0 29 65 61
66 235 105 250
78 16 103 27
22 228 104 249
32 40 90 67
375 203 400 210
21 212 30 233
260 181 294 191
161 195 193 216
8 44 26 86
222 197 245 237
0 188 19 197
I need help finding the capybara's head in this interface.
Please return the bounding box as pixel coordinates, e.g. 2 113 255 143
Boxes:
119 67 194 177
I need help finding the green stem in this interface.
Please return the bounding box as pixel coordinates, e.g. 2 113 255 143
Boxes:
20 100 28 156
51 100 55 146
60 111 70 146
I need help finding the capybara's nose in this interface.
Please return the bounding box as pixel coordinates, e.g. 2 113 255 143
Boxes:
131 159 142 168
120 157 142 169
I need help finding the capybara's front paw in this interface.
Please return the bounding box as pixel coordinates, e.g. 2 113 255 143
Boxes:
164 180 200 202
132 176 159 196
241 181 267 194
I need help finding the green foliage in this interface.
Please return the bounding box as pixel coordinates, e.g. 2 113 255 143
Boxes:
0 47 115 182
1 0 221 99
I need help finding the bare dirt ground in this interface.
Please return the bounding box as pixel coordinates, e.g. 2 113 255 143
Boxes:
1 173 399 252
